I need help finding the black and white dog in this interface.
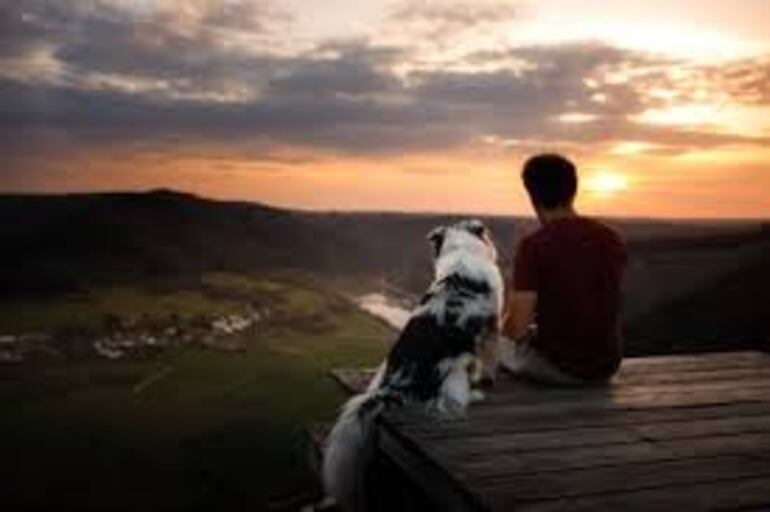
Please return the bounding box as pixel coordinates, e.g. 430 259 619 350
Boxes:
322 219 504 511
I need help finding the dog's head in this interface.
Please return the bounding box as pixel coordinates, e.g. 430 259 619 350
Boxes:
427 219 497 262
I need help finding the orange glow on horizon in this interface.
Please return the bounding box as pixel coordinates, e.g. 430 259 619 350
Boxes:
5 142 769 220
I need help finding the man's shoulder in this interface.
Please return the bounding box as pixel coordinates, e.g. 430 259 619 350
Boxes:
517 220 568 252
517 225 546 252
521 216 626 252
582 217 626 243
580 218 628 263
517 216 626 245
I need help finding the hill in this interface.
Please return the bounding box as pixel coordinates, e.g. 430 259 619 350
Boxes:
0 189 508 296
1 189 768 352
0 190 352 295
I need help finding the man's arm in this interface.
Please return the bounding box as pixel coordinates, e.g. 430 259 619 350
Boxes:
502 290 537 342
479 289 536 385
505 232 539 342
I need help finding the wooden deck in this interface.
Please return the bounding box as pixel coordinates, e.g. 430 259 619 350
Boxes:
333 351 770 511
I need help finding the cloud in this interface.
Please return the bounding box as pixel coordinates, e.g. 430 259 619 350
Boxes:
0 0 292 97
1 0 769 168
0 2 50 58
381 0 520 58
265 42 404 98
389 0 518 33
703 55 770 105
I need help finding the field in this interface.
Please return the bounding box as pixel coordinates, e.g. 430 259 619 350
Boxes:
0 273 393 511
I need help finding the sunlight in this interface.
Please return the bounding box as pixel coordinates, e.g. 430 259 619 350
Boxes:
610 141 662 156
633 102 770 138
584 172 629 196
633 103 723 127
557 112 599 124
517 14 766 61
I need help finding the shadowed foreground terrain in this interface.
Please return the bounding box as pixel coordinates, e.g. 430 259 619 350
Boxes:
0 272 392 510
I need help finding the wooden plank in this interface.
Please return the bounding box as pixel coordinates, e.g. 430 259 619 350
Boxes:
399 402 770 439
615 363 770 379
420 425 641 457
634 413 770 441
478 455 770 504
612 365 770 385
400 401 770 433
376 419 489 512
617 350 767 369
385 383 770 431
329 367 377 394
412 414 770 462
485 373 770 401
519 475 770 512
453 432 770 478
474 455 770 504
472 383 770 413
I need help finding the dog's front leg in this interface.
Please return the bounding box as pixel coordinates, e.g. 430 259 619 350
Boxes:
436 354 483 415
466 356 487 402
469 390 485 403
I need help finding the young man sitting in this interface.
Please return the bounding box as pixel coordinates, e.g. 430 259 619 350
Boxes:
495 154 628 384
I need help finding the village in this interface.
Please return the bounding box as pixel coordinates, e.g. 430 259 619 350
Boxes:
0 306 269 363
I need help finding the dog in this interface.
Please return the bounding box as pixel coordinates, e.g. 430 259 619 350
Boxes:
322 219 504 511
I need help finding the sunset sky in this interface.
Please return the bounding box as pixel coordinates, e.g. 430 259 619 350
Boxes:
1 0 769 218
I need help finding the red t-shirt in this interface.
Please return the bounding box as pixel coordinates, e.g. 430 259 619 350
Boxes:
513 216 627 380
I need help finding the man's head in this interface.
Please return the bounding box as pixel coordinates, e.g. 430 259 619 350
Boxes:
521 154 578 213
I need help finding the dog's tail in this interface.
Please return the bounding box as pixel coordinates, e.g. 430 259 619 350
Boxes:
322 390 390 511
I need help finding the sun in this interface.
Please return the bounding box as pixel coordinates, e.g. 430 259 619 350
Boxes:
585 172 629 196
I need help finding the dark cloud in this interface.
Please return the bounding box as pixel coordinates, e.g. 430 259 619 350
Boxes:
388 0 517 40
414 43 644 117
266 46 403 99
704 56 770 105
0 0 289 98
0 2 51 58
391 0 517 25
0 1 768 166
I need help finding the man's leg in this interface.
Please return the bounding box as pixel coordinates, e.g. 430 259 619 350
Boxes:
497 339 582 385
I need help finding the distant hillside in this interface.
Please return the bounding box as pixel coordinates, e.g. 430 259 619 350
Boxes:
0 190 525 296
1 189 768 353
625 241 770 355
0 190 317 294
0 190 418 294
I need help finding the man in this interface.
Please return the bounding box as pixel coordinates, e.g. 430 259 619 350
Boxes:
497 154 627 384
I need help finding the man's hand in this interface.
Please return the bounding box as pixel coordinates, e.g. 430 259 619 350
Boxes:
502 290 537 342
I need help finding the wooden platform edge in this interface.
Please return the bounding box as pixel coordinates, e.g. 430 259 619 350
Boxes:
377 414 492 512
330 367 377 394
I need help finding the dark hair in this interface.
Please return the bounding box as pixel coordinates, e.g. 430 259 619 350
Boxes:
522 154 578 209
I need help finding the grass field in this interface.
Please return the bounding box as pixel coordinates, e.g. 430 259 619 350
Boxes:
0 273 393 511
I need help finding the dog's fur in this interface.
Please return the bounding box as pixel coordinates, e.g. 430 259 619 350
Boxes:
322 220 504 511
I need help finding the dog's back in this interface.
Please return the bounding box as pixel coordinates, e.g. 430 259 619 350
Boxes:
322 220 503 511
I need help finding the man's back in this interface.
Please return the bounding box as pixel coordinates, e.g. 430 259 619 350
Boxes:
514 216 627 380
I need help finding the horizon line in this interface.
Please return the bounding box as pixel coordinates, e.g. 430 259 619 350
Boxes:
1 186 768 224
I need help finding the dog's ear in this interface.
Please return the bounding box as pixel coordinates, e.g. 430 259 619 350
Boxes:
463 219 487 239
427 226 447 257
